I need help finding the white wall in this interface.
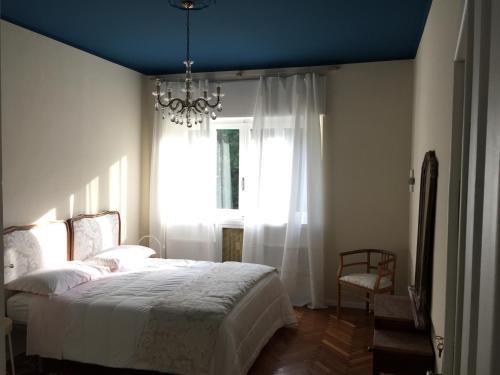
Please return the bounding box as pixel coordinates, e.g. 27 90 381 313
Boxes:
1 21 144 243
409 0 462 370
323 61 414 304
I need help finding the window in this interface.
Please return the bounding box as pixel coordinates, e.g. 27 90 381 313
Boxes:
213 117 251 218
217 129 239 209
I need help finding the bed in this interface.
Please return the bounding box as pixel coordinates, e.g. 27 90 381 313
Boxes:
4 211 297 374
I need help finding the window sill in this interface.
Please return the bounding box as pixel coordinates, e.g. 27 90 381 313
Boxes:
216 210 245 227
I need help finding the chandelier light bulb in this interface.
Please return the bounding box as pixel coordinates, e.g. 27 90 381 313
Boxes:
217 103 222 112
211 112 217 120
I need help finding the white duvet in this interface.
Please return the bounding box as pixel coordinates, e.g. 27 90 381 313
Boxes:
27 259 296 374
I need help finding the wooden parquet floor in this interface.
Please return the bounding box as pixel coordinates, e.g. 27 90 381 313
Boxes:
12 307 373 375
248 307 374 375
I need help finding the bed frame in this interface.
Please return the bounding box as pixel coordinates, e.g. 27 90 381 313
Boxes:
2 211 121 364
3 210 293 374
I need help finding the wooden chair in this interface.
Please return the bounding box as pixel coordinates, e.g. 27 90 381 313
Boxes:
337 249 396 318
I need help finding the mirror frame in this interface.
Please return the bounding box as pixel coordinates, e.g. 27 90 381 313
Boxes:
409 150 438 330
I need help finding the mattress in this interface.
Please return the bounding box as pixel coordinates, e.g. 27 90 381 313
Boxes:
7 292 38 324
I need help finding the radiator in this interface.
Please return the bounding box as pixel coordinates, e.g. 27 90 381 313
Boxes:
222 228 243 262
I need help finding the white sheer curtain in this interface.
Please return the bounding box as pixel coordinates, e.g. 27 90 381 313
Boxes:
242 73 326 308
149 80 217 261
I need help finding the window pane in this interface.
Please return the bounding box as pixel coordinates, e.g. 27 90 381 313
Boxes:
216 129 239 209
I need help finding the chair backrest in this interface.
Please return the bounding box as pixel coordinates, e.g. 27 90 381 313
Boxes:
337 248 397 278
366 249 397 275
378 249 396 265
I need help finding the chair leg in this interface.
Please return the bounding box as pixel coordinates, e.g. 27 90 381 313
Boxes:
337 283 342 318
365 292 370 313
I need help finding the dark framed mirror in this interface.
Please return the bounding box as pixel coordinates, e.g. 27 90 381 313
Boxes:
409 150 438 330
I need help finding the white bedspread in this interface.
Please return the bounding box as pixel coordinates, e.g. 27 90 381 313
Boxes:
27 259 296 374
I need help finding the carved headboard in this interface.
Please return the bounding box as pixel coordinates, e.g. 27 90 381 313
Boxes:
68 211 121 261
3 221 70 284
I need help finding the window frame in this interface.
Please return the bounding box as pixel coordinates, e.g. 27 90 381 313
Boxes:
212 116 252 224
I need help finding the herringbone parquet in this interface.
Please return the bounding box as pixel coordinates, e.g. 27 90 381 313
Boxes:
249 307 374 375
12 307 373 375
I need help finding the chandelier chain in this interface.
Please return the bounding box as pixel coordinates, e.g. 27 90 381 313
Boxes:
186 6 190 62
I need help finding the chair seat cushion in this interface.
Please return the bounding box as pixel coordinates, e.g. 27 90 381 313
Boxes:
340 273 392 290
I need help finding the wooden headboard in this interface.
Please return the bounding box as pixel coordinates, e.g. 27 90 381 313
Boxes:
3 221 70 284
68 211 121 261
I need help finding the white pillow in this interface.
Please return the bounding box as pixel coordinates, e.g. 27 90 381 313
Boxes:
5 262 110 296
86 245 156 272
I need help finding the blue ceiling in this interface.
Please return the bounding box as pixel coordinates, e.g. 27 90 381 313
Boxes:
1 0 432 75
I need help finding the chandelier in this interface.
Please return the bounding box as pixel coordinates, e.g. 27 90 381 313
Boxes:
153 0 223 127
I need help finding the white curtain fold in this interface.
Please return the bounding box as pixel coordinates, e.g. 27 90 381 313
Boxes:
149 80 217 261
242 73 326 308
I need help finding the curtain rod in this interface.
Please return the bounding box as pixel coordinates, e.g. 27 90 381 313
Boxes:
151 64 341 82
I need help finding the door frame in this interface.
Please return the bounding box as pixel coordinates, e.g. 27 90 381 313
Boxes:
448 0 500 373
443 0 472 372
443 0 500 375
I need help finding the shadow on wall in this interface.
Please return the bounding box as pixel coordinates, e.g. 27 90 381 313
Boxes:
17 156 129 242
